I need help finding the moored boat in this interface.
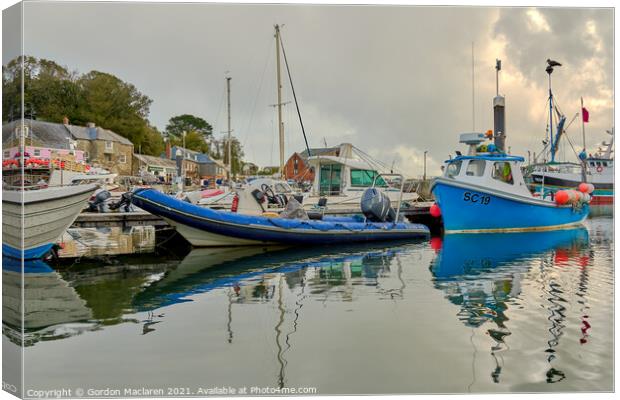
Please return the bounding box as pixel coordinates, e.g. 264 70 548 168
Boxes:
432 133 590 234
130 186 429 247
2 183 99 259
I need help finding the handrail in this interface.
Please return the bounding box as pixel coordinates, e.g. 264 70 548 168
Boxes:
371 173 405 223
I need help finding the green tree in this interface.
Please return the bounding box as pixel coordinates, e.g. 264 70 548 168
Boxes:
165 114 213 140
2 56 80 122
169 130 209 153
75 71 153 145
223 137 244 176
139 125 165 156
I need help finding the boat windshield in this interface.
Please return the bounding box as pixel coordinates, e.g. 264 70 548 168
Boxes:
445 161 462 178
350 169 387 187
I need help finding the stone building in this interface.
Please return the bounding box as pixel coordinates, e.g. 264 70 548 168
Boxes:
63 119 134 176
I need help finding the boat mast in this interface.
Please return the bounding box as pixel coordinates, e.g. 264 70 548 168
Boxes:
580 97 586 152
226 76 232 180
547 67 554 162
275 25 285 177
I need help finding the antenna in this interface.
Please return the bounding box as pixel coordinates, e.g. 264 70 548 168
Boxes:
495 59 501 96
471 42 475 131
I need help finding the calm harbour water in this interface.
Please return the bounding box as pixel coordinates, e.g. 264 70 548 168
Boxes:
3 216 613 395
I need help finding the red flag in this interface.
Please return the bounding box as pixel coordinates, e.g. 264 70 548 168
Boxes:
582 107 589 123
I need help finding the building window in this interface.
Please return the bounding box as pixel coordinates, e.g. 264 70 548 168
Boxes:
33 149 41 157
105 141 113 150
3 150 10 159
105 154 112 162
84 151 90 161
118 154 127 163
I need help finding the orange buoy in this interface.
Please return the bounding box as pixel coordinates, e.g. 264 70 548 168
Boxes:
429 203 441 218
555 190 569 205
578 183 589 193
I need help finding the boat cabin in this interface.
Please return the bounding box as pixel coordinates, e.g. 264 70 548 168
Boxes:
443 154 532 197
306 155 390 197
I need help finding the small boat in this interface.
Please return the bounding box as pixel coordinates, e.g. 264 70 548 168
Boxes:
528 134 614 206
524 60 613 206
130 180 429 247
431 133 590 233
2 183 99 259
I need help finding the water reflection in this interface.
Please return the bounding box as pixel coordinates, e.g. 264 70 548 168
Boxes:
57 226 156 258
430 228 590 386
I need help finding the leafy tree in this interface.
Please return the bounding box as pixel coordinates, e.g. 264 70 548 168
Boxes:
139 125 165 156
165 114 213 139
169 130 209 154
2 56 80 122
75 71 152 145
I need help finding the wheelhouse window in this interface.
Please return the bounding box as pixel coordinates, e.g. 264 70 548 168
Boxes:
465 160 486 176
445 160 462 178
492 162 514 184
350 169 387 187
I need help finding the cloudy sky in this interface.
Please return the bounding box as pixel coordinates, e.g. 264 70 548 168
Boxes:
3 2 614 176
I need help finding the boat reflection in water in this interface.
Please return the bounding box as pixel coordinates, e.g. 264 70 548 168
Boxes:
2 257 92 347
430 228 590 385
132 242 412 312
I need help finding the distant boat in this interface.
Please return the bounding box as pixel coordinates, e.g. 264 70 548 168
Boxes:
130 187 429 247
2 184 98 259
528 135 614 206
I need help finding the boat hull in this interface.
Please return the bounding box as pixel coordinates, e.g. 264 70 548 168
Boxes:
432 178 589 233
2 184 98 259
132 189 429 247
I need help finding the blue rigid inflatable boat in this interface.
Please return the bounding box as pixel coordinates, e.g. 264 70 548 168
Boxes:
131 188 429 246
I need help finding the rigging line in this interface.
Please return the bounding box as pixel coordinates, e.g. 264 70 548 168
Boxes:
212 84 227 145
278 33 312 158
241 35 273 148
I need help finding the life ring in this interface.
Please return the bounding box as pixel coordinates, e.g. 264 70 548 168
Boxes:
596 166 603 172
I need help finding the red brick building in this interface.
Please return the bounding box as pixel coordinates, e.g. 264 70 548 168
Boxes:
283 146 340 183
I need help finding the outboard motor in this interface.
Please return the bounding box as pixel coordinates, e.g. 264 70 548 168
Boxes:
108 191 134 212
88 189 112 213
360 187 396 222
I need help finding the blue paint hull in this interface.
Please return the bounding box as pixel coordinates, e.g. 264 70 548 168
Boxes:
432 179 589 233
2 243 54 260
131 189 429 245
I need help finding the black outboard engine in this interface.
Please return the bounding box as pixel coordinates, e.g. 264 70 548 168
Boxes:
88 189 112 213
360 187 396 222
109 191 134 212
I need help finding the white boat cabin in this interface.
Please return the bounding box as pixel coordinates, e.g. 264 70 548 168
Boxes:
443 133 532 197
305 143 411 204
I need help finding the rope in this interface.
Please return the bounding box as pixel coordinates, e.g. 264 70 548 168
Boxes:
279 33 312 158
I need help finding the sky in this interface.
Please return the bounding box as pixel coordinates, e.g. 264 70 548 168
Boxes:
3 2 614 176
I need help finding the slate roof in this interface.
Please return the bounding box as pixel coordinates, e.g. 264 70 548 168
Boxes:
2 119 134 147
134 153 177 168
2 119 74 149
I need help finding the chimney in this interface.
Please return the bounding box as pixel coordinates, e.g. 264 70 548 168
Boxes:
165 141 171 159
87 122 97 140
62 116 69 125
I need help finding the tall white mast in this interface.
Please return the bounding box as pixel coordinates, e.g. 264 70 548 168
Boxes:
275 24 285 176
226 76 232 180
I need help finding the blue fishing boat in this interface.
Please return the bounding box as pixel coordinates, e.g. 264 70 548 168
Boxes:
131 184 429 246
431 59 590 234
431 133 590 233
